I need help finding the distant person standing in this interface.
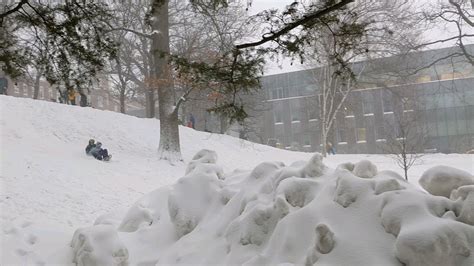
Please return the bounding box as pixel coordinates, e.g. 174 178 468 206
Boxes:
188 114 196 129
68 89 77 105
326 142 336 155
0 77 8 95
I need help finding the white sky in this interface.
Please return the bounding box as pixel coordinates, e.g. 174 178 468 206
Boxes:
245 0 474 75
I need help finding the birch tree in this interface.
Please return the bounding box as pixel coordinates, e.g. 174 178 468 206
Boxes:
305 0 421 156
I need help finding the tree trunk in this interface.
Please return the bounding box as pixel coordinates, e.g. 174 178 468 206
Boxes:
145 89 155 118
219 115 227 134
153 0 182 162
403 153 408 180
120 91 126 113
321 127 327 157
79 92 88 107
33 72 41 99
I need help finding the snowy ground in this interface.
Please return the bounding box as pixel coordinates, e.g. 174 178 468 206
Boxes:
0 95 473 265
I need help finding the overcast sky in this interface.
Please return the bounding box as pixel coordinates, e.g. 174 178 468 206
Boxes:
245 0 474 75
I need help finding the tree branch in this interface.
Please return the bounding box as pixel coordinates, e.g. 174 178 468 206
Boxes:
106 27 153 39
174 87 195 112
412 34 474 50
0 0 29 22
234 0 354 50
448 0 474 27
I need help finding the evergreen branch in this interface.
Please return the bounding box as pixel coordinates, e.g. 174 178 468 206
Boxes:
235 0 354 50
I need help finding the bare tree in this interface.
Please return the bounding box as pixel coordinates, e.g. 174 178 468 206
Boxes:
421 0 474 65
107 5 143 114
381 105 428 181
109 55 137 113
106 1 155 116
311 64 365 156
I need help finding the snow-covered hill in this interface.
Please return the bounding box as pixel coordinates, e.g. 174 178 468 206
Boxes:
0 95 473 265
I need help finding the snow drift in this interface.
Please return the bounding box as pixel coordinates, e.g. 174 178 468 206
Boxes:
72 150 474 266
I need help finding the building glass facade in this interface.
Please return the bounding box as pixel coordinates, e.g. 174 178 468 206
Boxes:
257 45 474 153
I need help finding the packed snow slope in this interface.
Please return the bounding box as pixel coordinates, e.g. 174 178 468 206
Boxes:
0 95 473 265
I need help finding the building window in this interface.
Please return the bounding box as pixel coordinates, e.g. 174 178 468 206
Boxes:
382 90 393 113
274 112 282 124
290 100 300 122
342 105 355 117
300 85 315 96
416 75 431 83
303 135 311 146
356 128 366 142
337 129 347 143
306 97 318 121
440 72 463 80
271 88 284 99
376 126 385 140
271 89 277 99
362 93 374 114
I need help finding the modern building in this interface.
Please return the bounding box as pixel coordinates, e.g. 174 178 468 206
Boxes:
257 45 474 154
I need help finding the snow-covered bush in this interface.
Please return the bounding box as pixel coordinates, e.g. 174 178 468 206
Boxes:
419 165 474 197
71 225 128 266
71 150 474 266
352 160 378 178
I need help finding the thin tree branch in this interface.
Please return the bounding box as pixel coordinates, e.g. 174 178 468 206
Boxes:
106 27 153 39
234 0 354 50
448 0 474 26
0 0 29 21
175 87 195 111
412 34 474 49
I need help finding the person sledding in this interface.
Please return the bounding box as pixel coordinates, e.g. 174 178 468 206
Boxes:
88 140 112 161
85 139 96 155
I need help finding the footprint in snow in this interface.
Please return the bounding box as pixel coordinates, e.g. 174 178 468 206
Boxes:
21 221 33 228
27 234 38 245
16 248 28 256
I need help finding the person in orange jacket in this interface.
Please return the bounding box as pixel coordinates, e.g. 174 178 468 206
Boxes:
68 89 77 105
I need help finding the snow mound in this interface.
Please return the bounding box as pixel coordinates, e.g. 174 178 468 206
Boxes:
451 185 474 226
71 225 128 266
419 166 474 198
352 160 378 178
71 151 474 265
336 159 378 179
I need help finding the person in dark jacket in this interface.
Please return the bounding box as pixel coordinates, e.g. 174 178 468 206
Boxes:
326 142 336 155
85 139 96 155
189 114 196 129
90 142 111 161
